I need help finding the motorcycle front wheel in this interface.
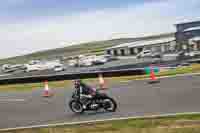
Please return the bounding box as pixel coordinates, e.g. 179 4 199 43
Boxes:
103 97 117 112
69 100 84 114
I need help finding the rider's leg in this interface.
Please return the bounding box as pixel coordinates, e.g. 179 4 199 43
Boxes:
81 97 91 109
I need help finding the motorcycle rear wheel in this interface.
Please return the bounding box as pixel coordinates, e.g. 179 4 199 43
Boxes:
69 100 84 114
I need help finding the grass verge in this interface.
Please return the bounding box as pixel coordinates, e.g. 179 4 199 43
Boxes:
2 114 200 133
1 64 200 92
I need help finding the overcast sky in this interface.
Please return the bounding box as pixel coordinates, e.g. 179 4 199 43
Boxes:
0 0 199 59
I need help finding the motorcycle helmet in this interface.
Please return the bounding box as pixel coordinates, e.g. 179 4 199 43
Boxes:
74 79 81 88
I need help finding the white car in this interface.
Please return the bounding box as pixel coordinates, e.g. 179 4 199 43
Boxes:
93 56 107 64
1 64 11 71
54 66 65 72
68 59 78 66
25 64 43 72
79 59 93 66
185 51 200 57
136 50 152 58
29 60 40 65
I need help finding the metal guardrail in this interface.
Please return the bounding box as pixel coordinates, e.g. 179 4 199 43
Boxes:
0 68 145 85
2 57 198 85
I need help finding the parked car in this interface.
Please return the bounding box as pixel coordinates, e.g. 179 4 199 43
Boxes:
1 64 11 71
79 58 93 67
29 60 40 65
136 50 152 59
68 59 78 67
187 51 200 57
151 52 162 58
104 54 118 61
1 64 26 73
177 51 198 60
54 65 65 72
92 56 107 65
24 64 43 72
178 62 191 67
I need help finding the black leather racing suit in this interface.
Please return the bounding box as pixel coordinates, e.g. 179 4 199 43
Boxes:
75 82 96 107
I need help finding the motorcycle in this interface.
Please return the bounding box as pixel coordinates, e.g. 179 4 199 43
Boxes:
69 89 117 114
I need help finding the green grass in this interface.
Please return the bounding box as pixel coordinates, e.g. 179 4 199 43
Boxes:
2 114 200 133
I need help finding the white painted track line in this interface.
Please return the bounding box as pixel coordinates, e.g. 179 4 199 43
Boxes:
0 99 25 102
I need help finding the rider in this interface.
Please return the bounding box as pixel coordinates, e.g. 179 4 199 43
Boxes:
74 79 96 109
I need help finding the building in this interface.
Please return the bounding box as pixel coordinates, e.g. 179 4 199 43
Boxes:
175 20 200 52
106 20 200 56
106 36 176 56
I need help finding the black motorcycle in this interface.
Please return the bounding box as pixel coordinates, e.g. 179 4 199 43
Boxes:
69 89 117 114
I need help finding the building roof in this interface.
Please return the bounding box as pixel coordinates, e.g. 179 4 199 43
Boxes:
107 37 175 50
107 41 139 49
175 20 200 26
183 26 200 32
189 36 200 41
128 37 175 48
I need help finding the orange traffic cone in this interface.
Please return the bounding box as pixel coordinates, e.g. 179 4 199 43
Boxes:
150 69 156 80
149 69 160 84
98 74 107 90
43 80 53 97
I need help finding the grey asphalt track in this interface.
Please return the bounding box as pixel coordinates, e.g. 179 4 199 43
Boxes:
1 75 200 129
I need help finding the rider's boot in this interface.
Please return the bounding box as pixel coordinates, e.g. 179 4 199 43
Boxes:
82 100 90 109
83 105 86 109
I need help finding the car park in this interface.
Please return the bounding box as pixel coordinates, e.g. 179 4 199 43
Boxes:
24 64 43 72
68 54 109 67
1 64 26 73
